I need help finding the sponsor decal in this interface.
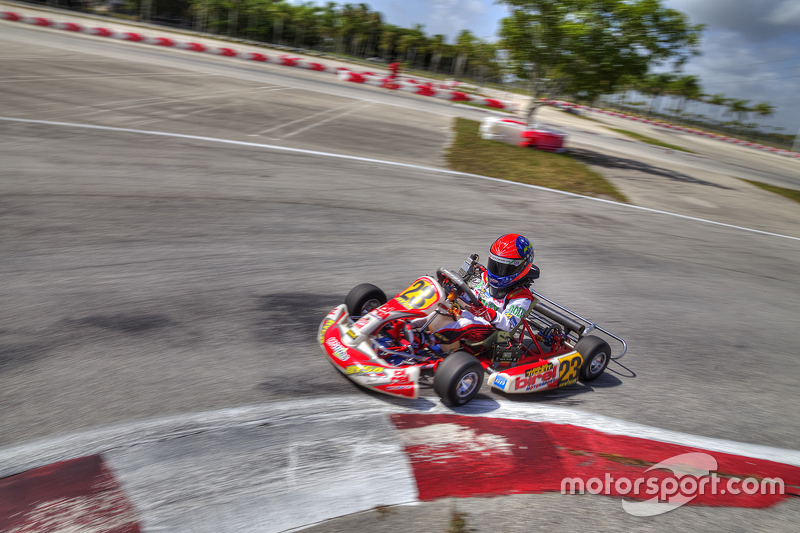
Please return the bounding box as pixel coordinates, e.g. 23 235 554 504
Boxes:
325 337 350 362
515 367 557 391
557 352 582 387
319 318 335 343
386 384 414 391
525 362 554 377
484 301 500 311
396 279 439 310
493 375 507 388
346 329 358 339
345 365 386 377
506 305 526 318
355 316 371 328
391 369 410 385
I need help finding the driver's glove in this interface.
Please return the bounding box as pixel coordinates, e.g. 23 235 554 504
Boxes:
468 304 497 324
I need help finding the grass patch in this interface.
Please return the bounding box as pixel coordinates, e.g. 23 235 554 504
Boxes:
446 118 628 203
742 180 800 204
607 128 696 154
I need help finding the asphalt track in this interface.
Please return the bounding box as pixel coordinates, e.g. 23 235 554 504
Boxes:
1 17 800 531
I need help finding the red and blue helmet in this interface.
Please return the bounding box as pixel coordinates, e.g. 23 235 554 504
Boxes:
487 234 534 291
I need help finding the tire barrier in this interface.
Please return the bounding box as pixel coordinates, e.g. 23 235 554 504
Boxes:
478 116 566 152
337 70 519 111
0 10 519 111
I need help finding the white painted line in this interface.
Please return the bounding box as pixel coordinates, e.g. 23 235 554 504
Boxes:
257 102 354 135
281 102 371 138
1 115 799 243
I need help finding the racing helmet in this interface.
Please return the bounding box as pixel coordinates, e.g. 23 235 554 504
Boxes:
487 234 534 296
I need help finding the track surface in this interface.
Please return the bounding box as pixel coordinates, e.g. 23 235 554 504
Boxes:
1 19 800 530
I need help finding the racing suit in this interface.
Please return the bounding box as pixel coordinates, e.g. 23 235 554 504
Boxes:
433 267 534 345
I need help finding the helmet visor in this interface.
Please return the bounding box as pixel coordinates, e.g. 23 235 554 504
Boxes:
488 255 525 279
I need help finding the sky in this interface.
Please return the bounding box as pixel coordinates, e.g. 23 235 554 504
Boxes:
317 0 800 135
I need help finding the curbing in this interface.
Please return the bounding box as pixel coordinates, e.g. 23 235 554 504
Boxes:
2 396 800 532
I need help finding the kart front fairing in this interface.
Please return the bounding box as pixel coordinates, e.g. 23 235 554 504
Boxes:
318 275 447 399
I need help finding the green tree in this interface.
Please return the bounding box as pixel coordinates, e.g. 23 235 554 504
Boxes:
453 29 476 77
752 102 775 129
705 93 729 124
498 0 703 100
429 34 446 73
379 26 398 61
642 72 674 116
668 74 702 122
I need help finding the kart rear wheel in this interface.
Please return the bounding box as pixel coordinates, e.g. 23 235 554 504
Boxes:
345 283 387 318
577 335 611 382
434 352 485 406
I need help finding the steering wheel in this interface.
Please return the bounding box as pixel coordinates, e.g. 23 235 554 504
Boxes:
436 268 481 307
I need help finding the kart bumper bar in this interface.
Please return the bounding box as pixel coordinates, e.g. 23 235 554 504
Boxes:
532 290 627 360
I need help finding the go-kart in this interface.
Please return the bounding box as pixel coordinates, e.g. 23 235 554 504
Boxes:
318 256 626 406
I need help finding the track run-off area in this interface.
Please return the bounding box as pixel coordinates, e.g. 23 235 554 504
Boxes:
2 12 800 532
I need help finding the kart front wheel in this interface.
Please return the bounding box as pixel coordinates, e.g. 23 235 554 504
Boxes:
434 352 485 406
577 335 611 382
345 283 387 318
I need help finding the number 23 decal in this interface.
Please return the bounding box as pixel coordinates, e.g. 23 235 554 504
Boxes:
557 353 582 387
396 279 439 310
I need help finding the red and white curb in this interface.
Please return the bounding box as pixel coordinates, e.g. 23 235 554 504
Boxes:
0 10 518 112
1 397 799 532
549 100 800 159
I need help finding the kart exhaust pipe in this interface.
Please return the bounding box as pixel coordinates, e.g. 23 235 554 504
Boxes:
533 302 585 335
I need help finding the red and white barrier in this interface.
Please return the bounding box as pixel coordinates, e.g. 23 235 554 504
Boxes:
336 70 518 110
338 71 514 108
549 100 800 159
0 10 518 111
479 116 566 151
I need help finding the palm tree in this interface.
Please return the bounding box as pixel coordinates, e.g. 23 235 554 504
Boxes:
379 26 397 62
268 2 291 45
752 102 775 128
317 2 337 52
454 29 475 77
669 75 702 124
726 99 751 134
429 34 446 73
364 11 382 58
705 93 729 124
642 73 674 117
396 33 414 65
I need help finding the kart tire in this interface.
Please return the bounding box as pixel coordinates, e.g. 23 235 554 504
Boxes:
434 352 485 406
345 283 387 317
577 335 611 382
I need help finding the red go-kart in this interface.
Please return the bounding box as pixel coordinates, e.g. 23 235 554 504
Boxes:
318 257 626 406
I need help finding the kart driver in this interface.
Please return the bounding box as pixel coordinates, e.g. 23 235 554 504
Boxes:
432 234 536 350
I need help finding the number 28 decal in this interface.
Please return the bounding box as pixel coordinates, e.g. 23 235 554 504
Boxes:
396 279 440 310
557 352 582 387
